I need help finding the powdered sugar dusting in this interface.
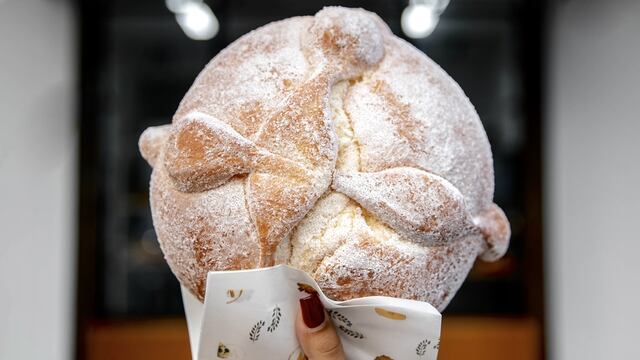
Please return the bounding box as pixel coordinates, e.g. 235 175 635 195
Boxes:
314 233 483 311
164 112 260 193
139 125 171 166
150 163 259 301
345 36 495 213
332 167 475 247
303 7 385 70
474 203 511 262
174 17 312 140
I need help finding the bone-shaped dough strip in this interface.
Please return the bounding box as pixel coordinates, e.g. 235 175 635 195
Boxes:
162 112 311 193
332 167 475 246
160 111 331 267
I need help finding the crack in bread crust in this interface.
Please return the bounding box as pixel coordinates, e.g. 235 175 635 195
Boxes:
289 78 366 275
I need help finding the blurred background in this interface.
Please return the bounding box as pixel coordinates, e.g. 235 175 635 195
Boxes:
0 0 638 359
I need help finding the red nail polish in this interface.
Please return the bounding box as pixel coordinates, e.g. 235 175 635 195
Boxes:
299 292 325 328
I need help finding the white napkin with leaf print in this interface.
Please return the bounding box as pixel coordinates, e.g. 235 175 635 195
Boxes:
182 265 441 360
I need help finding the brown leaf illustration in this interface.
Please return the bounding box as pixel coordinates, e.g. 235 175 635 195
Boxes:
297 282 317 295
374 307 407 320
226 289 244 304
217 342 231 358
287 347 307 360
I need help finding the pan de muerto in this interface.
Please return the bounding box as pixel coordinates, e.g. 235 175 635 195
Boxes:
139 7 510 311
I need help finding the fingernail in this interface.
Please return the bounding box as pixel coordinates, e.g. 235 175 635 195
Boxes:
299 292 325 329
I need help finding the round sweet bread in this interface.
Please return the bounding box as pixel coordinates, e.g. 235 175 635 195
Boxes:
139 6 510 311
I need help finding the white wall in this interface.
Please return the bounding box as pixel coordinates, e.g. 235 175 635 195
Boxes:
547 1 640 359
0 0 76 359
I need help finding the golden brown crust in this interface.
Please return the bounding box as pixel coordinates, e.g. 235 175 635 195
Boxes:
139 125 171 167
164 114 260 193
314 233 483 310
344 35 495 214
474 204 511 262
245 75 338 266
150 168 260 301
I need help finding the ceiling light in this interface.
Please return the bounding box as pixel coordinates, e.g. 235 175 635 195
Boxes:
167 0 219 41
401 0 450 39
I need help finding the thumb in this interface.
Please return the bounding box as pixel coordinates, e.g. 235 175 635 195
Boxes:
295 292 346 360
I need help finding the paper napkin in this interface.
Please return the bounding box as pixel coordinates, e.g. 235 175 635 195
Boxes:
182 265 441 360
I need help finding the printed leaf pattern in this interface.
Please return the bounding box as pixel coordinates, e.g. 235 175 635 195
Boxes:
416 338 439 356
226 289 244 304
328 309 365 340
217 342 231 358
338 325 365 339
374 307 407 320
328 309 352 327
267 306 282 333
233 280 437 357
249 320 265 342
416 339 430 356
